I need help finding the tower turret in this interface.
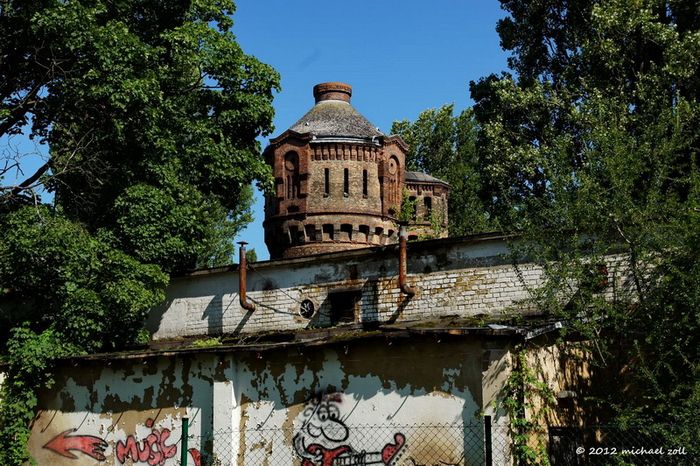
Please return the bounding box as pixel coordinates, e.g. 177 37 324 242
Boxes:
263 82 448 259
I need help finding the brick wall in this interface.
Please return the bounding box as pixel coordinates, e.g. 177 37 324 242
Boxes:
150 236 635 340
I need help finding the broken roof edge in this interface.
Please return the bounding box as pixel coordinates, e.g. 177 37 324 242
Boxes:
0 315 580 371
49 326 520 364
41 314 572 365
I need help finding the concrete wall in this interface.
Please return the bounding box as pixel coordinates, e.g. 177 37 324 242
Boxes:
30 336 511 465
148 236 545 340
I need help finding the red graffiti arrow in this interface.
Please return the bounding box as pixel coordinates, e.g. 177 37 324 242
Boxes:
43 429 108 461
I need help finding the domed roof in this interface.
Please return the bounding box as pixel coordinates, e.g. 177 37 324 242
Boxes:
287 82 383 140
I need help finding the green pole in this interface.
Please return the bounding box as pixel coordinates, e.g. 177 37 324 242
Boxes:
180 417 189 466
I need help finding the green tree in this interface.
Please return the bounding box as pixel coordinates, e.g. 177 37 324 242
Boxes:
0 1 279 463
1 0 278 271
470 0 699 456
392 105 492 235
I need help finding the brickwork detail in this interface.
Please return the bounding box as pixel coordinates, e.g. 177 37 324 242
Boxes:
149 240 632 340
262 82 450 259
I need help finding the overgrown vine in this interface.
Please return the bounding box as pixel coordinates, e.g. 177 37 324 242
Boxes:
502 345 556 466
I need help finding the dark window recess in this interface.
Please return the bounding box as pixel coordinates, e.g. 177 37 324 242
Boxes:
285 152 300 199
329 290 361 325
305 224 316 241
362 169 368 197
359 225 370 239
322 224 334 241
424 196 432 218
343 168 349 196
340 223 353 240
324 168 330 196
288 225 300 244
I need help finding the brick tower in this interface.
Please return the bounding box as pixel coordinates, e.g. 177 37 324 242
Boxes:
263 82 449 259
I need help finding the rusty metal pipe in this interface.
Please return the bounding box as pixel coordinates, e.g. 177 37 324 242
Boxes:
398 223 416 296
238 242 255 311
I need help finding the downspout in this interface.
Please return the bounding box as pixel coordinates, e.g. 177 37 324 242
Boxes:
238 242 255 312
398 223 416 296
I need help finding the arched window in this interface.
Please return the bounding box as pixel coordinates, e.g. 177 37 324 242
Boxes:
284 152 300 199
343 168 349 197
387 156 400 209
362 169 368 197
424 196 432 219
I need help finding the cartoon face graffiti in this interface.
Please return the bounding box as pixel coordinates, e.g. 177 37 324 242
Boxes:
293 393 405 466
301 393 349 443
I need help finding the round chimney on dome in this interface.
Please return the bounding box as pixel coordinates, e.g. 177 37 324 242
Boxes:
313 82 352 103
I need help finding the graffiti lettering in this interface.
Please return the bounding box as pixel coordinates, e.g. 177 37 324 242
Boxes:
115 418 177 466
293 393 406 466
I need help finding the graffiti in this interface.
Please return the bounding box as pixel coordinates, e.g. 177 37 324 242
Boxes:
42 417 202 465
43 429 108 460
293 393 406 466
188 448 202 466
115 418 177 465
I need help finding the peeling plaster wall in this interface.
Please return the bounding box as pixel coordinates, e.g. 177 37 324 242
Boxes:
30 354 219 466
30 337 507 465
148 237 545 340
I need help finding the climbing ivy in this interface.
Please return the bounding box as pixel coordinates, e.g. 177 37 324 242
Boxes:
502 346 555 466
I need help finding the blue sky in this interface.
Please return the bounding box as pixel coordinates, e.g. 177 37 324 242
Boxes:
2 1 512 262
233 1 511 259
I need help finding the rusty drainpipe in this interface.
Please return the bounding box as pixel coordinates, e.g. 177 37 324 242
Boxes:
398 222 416 296
238 241 255 312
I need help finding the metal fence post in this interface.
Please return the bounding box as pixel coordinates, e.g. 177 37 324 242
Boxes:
484 415 493 466
181 417 189 466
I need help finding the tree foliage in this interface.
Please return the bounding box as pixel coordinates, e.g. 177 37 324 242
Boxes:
392 105 492 235
469 0 699 452
0 1 279 463
1 0 278 270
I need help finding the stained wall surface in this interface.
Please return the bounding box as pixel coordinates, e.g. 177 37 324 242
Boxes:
29 337 511 465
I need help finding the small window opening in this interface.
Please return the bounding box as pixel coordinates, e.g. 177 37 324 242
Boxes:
305 224 317 241
343 168 349 197
284 152 299 199
362 170 368 197
358 225 370 241
424 196 432 219
409 196 417 220
340 223 353 241
322 224 334 241
324 168 330 197
288 225 300 244
329 290 361 325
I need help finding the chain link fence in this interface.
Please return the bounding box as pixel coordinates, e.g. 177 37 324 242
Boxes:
185 421 495 466
176 420 693 466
